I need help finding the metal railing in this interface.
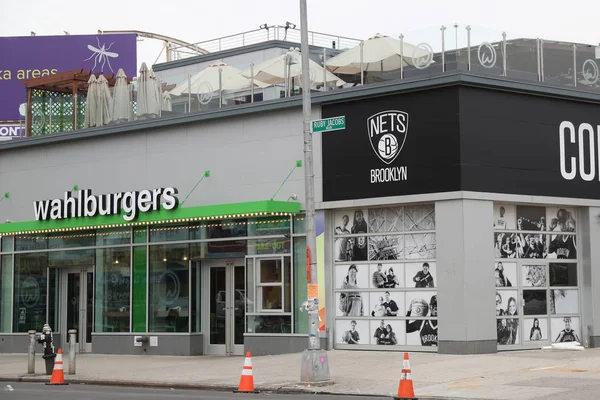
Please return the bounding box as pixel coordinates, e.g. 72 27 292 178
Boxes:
167 25 361 60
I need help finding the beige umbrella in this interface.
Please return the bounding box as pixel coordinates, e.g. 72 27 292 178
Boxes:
241 51 345 86
162 91 172 112
326 33 433 74
170 61 268 97
83 75 98 128
96 74 113 126
112 68 132 123
136 62 161 119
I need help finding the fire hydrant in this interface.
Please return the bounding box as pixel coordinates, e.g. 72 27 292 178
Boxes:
37 324 56 375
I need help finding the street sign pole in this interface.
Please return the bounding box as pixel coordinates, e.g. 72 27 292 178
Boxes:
299 0 331 385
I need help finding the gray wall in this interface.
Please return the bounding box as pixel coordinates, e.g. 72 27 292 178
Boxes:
92 334 203 356
0 106 323 224
436 199 497 354
0 333 61 354
244 334 327 356
579 207 600 347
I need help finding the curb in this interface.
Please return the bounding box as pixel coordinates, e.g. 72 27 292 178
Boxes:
0 376 466 399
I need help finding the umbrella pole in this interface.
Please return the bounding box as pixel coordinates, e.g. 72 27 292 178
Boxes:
360 41 364 85
250 63 255 103
218 68 222 108
188 73 192 113
283 54 288 97
322 48 327 92
400 34 404 80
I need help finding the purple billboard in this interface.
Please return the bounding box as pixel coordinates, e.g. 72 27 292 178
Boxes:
0 33 137 121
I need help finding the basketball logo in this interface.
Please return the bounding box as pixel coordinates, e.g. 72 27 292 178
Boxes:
367 110 409 164
378 133 398 160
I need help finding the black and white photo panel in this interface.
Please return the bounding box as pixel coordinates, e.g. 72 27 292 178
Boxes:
497 317 520 345
336 319 370 345
549 263 578 287
369 291 405 317
336 264 369 290
547 234 577 260
404 205 435 231
550 289 579 315
493 204 516 230
405 233 436 260
523 289 548 316
520 233 547 259
405 262 436 288
334 209 368 261
522 264 547 287
405 291 438 318
368 235 404 261
406 318 438 346
516 206 546 231
371 319 406 346
368 207 403 233
336 290 369 317
524 317 548 342
551 316 581 343
495 290 518 317
546 207 577 233
334 235 353 262
369 262 404 289
494 232 519 258
495 262 517 287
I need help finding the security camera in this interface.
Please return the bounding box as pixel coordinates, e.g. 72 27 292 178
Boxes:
288 194 298 201
286 22 297 29
259 24 268 30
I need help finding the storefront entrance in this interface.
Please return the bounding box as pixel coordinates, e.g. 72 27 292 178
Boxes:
60 266 94 353
203 259 246 356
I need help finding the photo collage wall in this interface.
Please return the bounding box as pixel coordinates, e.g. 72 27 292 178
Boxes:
333 205 437 348
493 204 580 348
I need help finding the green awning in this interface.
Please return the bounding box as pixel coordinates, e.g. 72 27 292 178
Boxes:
0 200 301 236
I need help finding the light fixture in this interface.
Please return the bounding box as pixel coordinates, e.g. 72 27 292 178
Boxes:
183 256 188 261
163 258 167 262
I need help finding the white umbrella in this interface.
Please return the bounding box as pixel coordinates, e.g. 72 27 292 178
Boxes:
149 68 162 117
162 91 172 112
112 68 131 123
241 51 345 86
136 62 161 119
170 61 269 97
326 33 433 74
83 74 98 128
96 74 113 126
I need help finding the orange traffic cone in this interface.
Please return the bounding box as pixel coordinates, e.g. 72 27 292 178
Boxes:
46 348 68 385
234 351 258 393
395 352 415 399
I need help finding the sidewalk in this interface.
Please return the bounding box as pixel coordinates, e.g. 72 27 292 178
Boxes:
2 348 600 399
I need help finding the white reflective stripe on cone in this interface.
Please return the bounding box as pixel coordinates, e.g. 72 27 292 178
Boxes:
405 372 412 380
402 360 409 369
54 363 63 370
244 358 252 367
242 369 253 376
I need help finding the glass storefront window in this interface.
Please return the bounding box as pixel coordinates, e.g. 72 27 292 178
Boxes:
1 236 13 252
133 227 147 243
149 224 189 242
14 253 48 332
293 214 306 234
191 262 201 332
96 228 131 246
15 234 48 252
148 244 190 332
247 315 292 333
247 238 290 255
1 255 13 332
48 231 96 249
248 216 290 236
48 249 94 268
95 248 131 332
47 268 58 333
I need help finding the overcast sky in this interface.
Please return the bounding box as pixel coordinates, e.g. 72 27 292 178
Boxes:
1 0 599 69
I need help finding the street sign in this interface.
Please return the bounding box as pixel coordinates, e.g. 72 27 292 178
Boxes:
311 116 346 133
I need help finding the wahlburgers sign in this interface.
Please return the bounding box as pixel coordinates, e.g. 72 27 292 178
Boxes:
33 187 179 222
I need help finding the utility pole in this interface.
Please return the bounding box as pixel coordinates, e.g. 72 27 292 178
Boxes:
299 0 331 384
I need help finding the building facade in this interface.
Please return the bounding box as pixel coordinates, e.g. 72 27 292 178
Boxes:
1 73 600 356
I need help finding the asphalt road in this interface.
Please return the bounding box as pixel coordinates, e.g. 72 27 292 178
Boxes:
0 383 392 400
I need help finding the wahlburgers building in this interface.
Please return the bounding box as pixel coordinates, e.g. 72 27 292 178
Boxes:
2 73 600 356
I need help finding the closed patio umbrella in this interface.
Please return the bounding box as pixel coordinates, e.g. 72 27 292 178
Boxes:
96 74 113 126
162 91 172 112
83 74 98 128
136 62 161 119
112 68 132 123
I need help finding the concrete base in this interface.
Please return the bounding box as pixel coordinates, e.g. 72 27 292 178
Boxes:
438 339 497 354
91 334 204 356
0 334 62 354
245 335 328 356
299 349 332 385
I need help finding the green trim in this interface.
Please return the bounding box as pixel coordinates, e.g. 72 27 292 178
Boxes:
132 246 147 332
0 200 301 235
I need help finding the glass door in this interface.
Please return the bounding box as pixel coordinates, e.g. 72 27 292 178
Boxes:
204 259 245 356
60 266 94 353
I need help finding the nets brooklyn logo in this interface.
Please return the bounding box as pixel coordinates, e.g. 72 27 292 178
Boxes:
367 110 409 183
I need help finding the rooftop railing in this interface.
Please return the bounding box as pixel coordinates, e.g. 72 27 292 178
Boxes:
167 24 362 60
9 23 600 138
